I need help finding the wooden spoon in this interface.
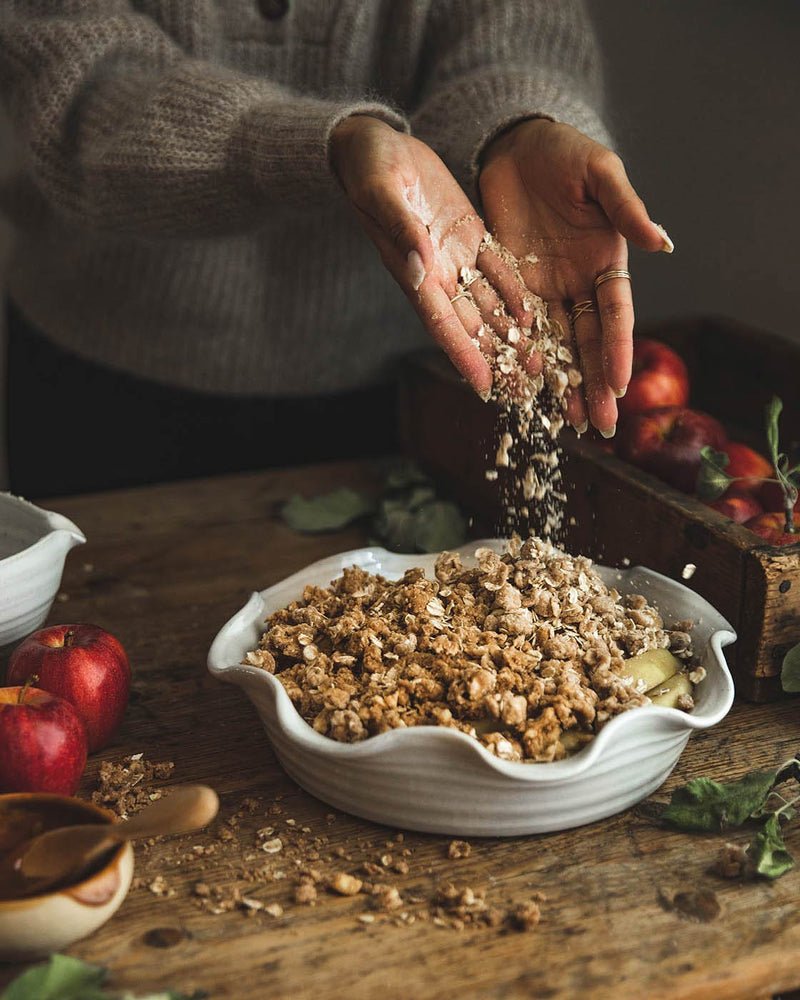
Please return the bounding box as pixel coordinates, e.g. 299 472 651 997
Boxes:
14 784 219 889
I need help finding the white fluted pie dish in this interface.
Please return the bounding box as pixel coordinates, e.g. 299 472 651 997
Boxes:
0 493 85 649
208 542 736 836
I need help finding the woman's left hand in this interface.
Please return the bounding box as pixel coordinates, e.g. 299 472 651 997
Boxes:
479 119 672 435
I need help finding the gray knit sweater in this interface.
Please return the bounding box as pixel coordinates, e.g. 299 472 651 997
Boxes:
0 0 609 397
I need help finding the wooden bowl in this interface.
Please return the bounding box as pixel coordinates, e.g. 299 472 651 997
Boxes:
0 793 133 961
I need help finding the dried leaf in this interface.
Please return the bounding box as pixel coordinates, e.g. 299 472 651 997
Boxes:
750 814 794 879
282 489 374 533
662 768 781 831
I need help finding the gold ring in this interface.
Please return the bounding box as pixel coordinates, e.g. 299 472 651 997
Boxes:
594 269 632 290
569 300 596 323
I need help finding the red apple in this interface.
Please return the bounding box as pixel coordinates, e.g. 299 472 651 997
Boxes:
744 512 800 547
617 406 727 493
759 480 800 515
707 494 764 524
8 625 130 752
722 442 773 494
617 339 690 419
0 686 87 794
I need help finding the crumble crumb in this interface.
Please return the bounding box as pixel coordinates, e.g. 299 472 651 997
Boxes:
91 754 175 819
328 872 363 896
448 840 472 859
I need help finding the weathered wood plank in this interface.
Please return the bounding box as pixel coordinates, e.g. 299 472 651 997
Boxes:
1 462 800 999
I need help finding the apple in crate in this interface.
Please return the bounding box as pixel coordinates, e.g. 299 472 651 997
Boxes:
8 625 130 752
0 686 87 794
617 339 690 419
744 513 800 547
722 442 773 494
707 494 763 524
617 407 727 493
760 481 800 515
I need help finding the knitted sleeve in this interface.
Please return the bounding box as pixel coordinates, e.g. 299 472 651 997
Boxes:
411 0 612 198
0 3 408 236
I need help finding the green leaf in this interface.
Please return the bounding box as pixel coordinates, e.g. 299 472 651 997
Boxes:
120 993 208 1000
750 814 794 879
695 446 732 501
662 768 781 831
413 500 467 553
405 485 438 512
0 955 108 1000
282 488 374 533
373 502 419 552
782 642 800 693
766 396 783 467
0 956 207 1000
381 458 431 492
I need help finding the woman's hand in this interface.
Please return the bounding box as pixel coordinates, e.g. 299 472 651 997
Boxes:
331 115 534 398
479 119 672 434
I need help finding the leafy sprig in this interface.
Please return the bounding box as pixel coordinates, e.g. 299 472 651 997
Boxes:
696 395 798 534
659 757 800 879
765 396 799 533
0 954 206 1000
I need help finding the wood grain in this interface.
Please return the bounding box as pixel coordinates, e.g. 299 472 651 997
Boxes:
1 460 800 1000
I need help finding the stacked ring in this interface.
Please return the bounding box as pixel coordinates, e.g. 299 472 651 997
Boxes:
594 269 632 290
569 300 596 323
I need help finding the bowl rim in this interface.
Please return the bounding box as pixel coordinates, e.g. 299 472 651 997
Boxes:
0 492 86 569
0 792 128 910
208 542 737 783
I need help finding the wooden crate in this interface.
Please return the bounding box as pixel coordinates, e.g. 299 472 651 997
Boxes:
398 316 800 702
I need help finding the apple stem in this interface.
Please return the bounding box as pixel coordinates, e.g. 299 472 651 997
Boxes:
17 675 39 705
63 629 75 647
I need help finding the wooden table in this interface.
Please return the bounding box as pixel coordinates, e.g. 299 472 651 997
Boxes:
2 460 800 1000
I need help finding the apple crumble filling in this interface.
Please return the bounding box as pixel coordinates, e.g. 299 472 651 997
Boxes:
245 539 698 762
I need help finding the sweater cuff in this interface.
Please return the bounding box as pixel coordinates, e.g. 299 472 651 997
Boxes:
240 98 410 207
413 66 613 199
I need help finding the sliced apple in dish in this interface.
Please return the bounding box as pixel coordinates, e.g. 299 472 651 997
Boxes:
622 648 683 691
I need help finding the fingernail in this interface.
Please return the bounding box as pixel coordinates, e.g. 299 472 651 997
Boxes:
653 223 674 254
477 385 492 403
574 420 589 435
614 385 628 398
600 425 617 439
407 249 426 290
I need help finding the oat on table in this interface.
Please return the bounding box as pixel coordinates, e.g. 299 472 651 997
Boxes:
245 538 696 763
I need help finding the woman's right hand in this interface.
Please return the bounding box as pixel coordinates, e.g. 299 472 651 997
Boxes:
330 115 533 399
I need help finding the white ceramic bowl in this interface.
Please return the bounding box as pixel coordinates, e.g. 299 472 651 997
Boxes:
208 542 736 836
0 794 134 961
0 493 85 649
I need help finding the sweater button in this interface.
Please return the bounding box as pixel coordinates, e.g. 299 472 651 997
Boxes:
258 0 289 19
